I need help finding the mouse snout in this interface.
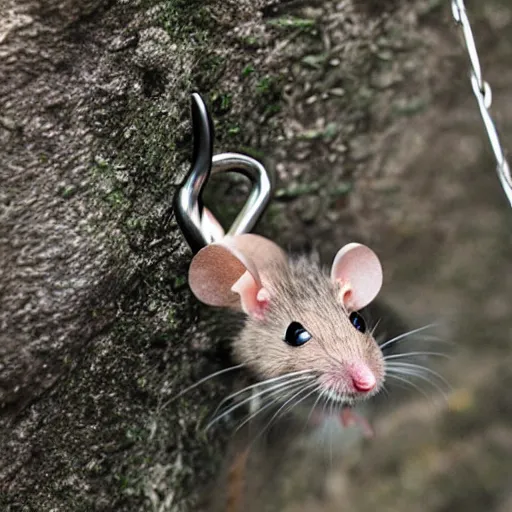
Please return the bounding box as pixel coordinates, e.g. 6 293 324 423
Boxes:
348 362 376 393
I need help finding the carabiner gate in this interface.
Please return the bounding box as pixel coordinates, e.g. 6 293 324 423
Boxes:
174 93 273 253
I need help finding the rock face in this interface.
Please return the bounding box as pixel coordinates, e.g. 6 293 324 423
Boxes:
5 0 509 510
0 1 247 508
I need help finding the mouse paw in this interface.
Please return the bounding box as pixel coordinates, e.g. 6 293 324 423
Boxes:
339 407 374 438
308 408 374 438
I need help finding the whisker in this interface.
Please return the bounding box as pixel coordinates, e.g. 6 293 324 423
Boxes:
235 396 283 434
334 396 343 418
370 318 382 336
211 370 315 418
234 380 312 433
322 389 330 422
249 382 321 445
386 367 448 402
380 382 390 398
385 373 432 403
319 390 330 464
248 385 322 438
328 394 335 468
328 393 336 419
163 363 245 407
417 334 448 343
205 376 313 431
378 323 439 352
384 351 451 361
281 384 323 421
386 362 451 389
305 387 326 429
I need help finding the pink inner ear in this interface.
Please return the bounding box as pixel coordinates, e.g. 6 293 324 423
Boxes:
231 272 269 319
341 288 353 305
188 243 260 309
330 243 383 311
188 234 285 315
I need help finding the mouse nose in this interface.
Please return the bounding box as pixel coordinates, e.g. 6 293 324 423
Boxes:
349 363 376 393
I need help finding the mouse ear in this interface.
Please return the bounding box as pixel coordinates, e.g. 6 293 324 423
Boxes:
330 243 383 311
225 233 287 270
188 234 285 318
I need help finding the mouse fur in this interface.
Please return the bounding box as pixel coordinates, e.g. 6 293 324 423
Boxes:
231 254 385 404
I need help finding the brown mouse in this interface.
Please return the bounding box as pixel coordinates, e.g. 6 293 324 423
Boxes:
188 232 385 407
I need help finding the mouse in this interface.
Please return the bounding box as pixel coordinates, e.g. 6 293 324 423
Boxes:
188 229 385 424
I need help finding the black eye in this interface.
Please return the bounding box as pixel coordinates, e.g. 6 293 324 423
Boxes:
284 321 312 347
349 312 366 333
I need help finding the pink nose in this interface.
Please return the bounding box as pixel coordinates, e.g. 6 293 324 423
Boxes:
350 364 376 393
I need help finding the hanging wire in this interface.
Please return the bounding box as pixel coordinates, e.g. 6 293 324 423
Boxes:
451 0 512 207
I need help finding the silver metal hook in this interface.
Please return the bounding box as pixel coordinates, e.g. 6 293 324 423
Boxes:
173 93 273 253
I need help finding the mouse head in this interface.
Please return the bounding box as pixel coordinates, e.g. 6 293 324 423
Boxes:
188 234 385 404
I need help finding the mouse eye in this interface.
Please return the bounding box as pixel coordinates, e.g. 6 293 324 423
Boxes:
349 312 366 334
284 321 312 347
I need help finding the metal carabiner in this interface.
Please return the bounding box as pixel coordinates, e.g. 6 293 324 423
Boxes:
173 93 273 253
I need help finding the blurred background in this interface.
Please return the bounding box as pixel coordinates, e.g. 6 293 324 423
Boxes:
207 1 512 510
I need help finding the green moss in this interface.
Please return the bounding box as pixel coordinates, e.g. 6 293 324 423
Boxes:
238 146 266 161
167 308 177 326
328 182 353 196
59 184 78 199
255 75 275 95
296 122 338 141
210 91 233 114
241 35 261 48
267 16 316 30
393 96 429 116
302 53 328 69
159 0 212 42
172 275 187 289
105 189 130 209
242 64 255 76
275 182 321 199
